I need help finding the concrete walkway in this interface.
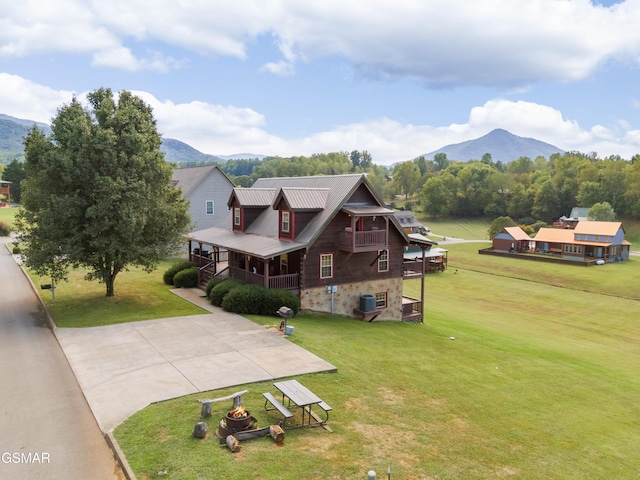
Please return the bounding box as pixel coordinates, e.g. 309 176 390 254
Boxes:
55 288 336 433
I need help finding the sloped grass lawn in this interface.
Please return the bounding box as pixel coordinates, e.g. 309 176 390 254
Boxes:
114 253 640 479
448 242 640 300
28 261 205 327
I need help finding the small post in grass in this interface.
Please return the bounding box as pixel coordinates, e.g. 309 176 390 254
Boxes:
40 278 55 304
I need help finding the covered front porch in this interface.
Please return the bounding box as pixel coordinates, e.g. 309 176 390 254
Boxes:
186 230 305 292
227 250 301 291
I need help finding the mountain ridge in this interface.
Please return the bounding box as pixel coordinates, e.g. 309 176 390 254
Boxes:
423 128 564 163
0 114 266 165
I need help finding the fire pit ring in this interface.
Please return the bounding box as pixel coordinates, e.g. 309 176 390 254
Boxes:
226 409 252 431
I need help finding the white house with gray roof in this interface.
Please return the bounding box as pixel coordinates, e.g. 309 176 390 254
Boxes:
171 165 235 230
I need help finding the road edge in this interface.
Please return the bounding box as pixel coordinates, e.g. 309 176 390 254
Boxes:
4 240 137 480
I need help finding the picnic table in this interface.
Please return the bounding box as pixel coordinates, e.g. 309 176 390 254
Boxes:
263 379 331 429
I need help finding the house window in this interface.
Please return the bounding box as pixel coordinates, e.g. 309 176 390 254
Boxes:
564 244 583 254
378 249 389 272
206 200 214 215
320 253 333 279
234 207 241 226
281 211 290 233
375 292 387 309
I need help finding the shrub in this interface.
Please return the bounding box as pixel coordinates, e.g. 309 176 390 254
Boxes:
173 267 199 288
163 260 195 285
259 288 300 316
12 245 21 255
220 284 301 316
209 279 243 306
0 221 10 237
205 276 225 298
221 284 266 314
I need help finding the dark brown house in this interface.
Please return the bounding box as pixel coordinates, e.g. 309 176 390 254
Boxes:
186 174 435 321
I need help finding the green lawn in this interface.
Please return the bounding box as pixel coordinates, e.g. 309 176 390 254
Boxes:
28 261 205 327
0 206 19 229
113 243 640 479
418 215 492 240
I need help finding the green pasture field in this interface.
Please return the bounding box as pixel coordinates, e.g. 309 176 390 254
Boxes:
113 242 640 479
415 215 640 246
445 242 640 300
419 216 492 240
28 261 205 327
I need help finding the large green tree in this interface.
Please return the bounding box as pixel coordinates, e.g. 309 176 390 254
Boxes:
421 176 451 217
588 202 616 221
392 161 421 199
17 88 191 297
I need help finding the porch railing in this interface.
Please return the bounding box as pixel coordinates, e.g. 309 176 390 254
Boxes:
229 266 299 290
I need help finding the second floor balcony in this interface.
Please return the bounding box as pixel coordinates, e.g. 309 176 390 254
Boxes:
338 227 388 253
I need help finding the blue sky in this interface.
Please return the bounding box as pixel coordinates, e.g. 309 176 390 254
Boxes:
1 0 639 164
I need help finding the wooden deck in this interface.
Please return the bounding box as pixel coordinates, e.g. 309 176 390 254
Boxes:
479 248 598 266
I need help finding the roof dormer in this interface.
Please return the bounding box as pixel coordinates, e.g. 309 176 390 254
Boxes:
227 188 276 232
272 188 329 240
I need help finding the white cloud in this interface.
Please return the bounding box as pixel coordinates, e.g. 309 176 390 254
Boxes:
2 0 640 85
0 73 74 123
1 74 638 163
259 61 295 77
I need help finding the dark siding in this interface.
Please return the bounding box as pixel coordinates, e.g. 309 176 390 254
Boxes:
302 211 405 289
294 211 317 237
242 207 265 230
347 184 379 205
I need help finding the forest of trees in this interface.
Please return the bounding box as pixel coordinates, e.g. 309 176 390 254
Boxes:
6 145 640 226
218 150 640 224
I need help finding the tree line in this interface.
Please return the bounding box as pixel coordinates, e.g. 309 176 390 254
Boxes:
219 150 640 225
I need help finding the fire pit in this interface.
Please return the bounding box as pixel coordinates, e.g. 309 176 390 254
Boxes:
225 406 252 431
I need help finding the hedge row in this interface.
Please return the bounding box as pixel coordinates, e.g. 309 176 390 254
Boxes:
222 284 300 316
209 278 300 316
163 261 195 285
205 276 226 298
209 279 244 306
173 267 198 288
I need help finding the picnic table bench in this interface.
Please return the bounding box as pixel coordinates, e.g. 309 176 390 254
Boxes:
263 380 331 430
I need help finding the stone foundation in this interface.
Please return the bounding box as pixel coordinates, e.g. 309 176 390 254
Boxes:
300 277 404 321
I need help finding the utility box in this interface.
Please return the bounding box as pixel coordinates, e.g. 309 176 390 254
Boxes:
360 294 376 312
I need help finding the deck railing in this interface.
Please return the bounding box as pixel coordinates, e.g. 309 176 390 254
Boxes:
338 229 387 252
229 266 299 290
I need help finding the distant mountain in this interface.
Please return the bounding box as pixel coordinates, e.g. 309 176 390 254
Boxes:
216 153 267 161
423 128 564 163
160 138 225 164
0 113 265 165
0 114 51 163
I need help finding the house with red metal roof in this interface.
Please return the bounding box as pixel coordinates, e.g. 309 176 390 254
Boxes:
186 174 436 321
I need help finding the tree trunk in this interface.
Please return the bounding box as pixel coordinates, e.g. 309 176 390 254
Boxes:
105 275 115 297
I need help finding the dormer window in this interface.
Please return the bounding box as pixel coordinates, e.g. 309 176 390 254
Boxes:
234 207 241 226
281 211 290 233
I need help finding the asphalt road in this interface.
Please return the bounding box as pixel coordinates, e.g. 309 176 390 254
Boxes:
0 237 123 480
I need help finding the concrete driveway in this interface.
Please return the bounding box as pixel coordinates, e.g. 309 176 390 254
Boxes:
55 289 337 432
